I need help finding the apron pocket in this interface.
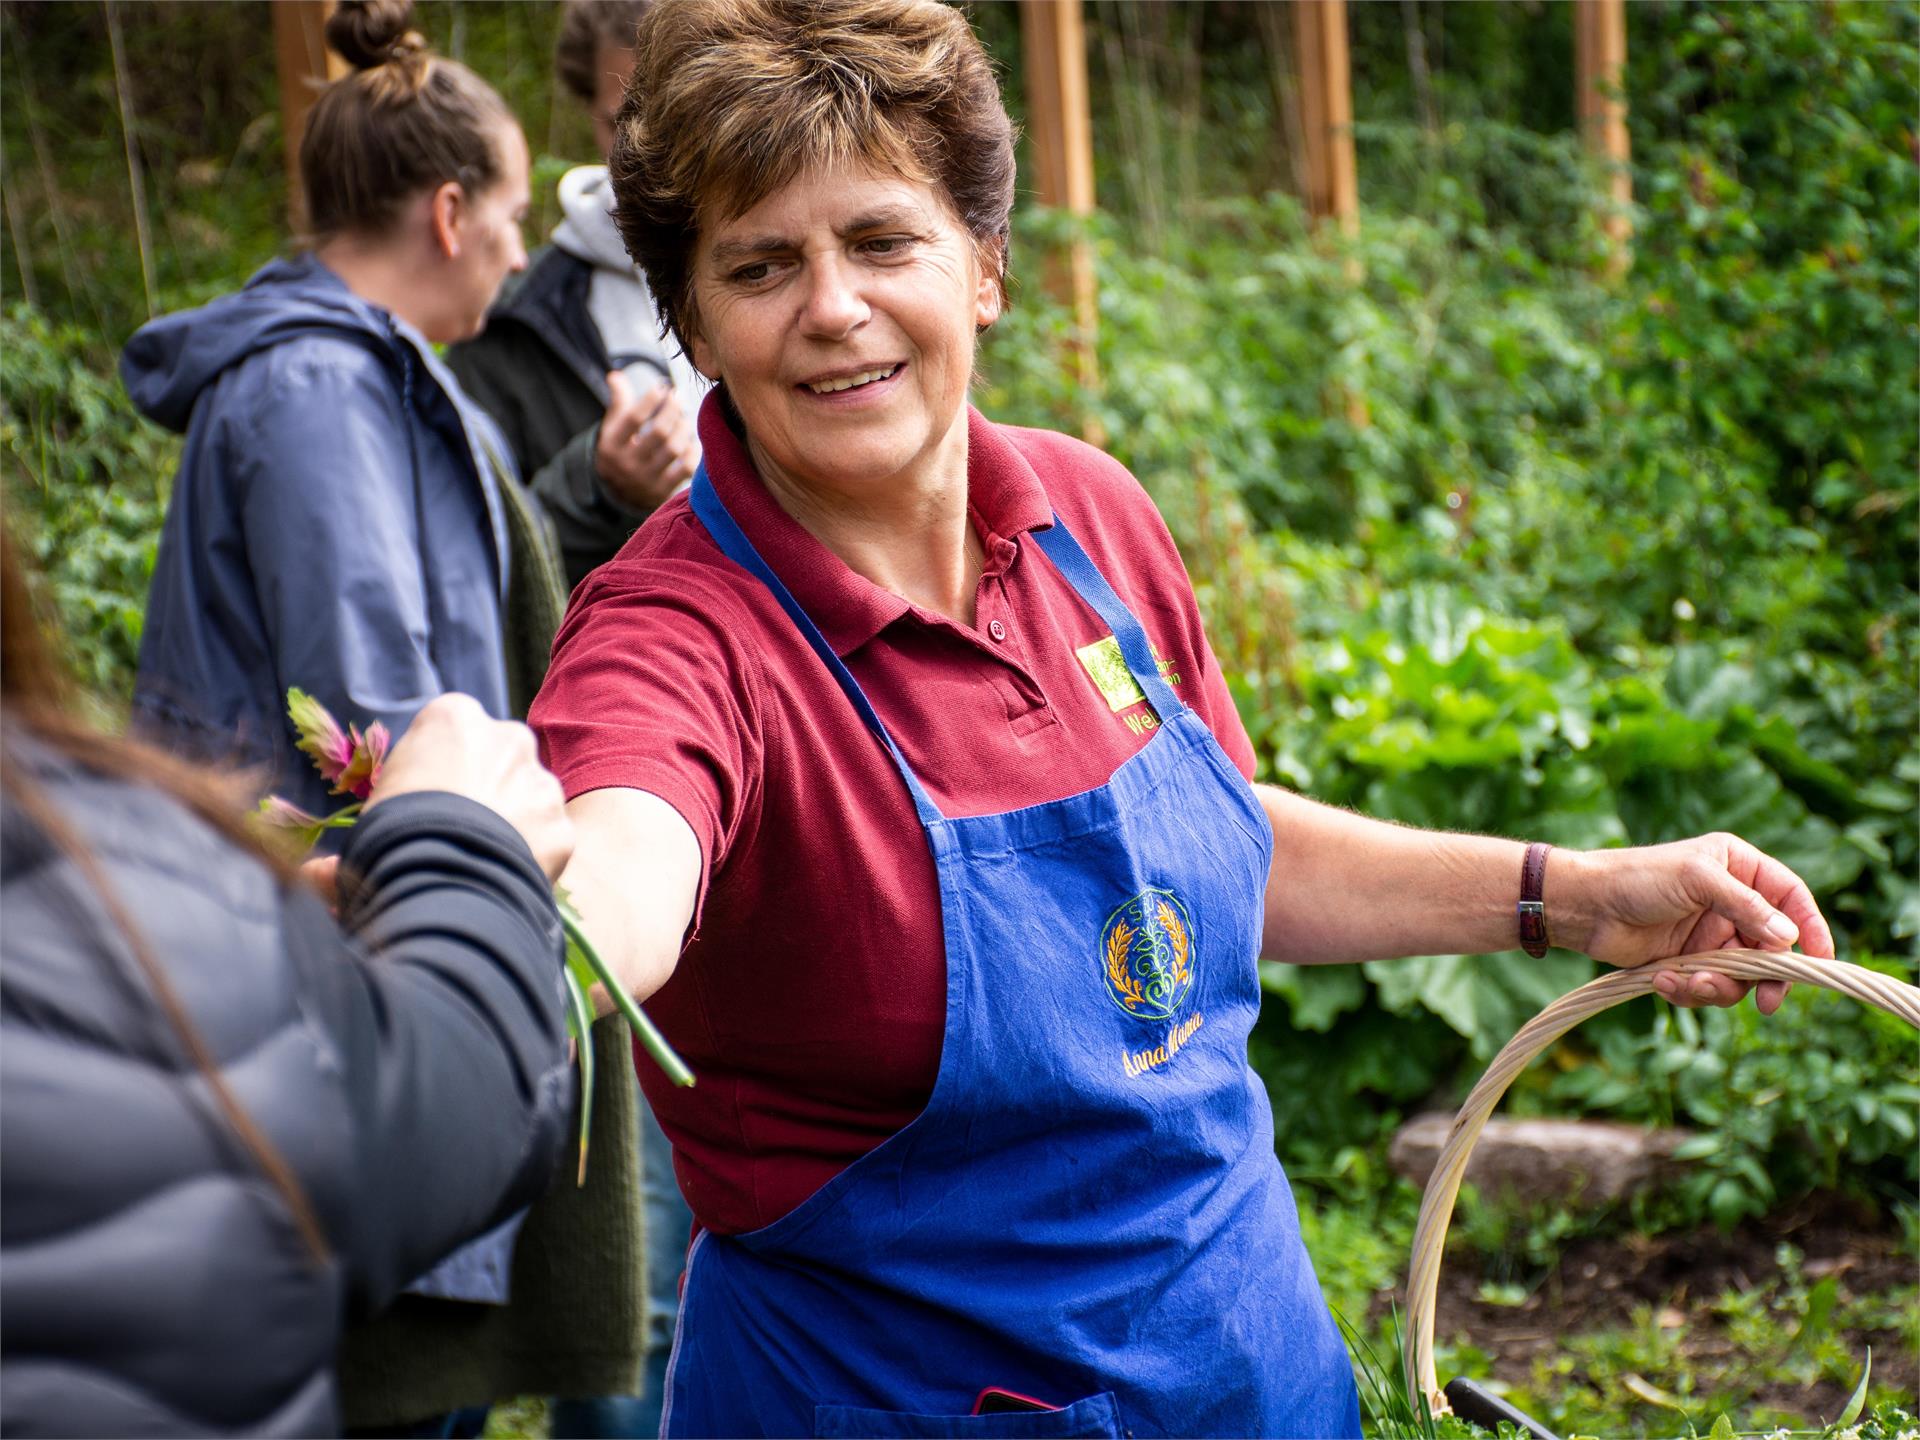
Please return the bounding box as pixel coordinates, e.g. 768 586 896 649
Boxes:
812 1392 1123 1438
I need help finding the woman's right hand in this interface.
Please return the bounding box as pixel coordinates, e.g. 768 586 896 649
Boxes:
365 693 575 881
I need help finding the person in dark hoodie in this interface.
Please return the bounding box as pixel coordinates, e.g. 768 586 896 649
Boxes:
0 528 575 1438
447 0 702 591
120 1 649 1430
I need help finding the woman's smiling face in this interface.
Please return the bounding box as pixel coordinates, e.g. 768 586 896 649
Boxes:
686 165 1002 504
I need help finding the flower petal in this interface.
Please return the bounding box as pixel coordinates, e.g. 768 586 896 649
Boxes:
255 795 328 851
336 720 390 801
287 688 353 782
257 794 322 827
362 722 391 793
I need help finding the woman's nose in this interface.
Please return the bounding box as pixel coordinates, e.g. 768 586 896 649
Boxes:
798 256 868 339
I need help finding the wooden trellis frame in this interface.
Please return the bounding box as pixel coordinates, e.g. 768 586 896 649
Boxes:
1575 0 1633 271
272 0 346 237
1291 0 1359 235
1018 0 1100 406
268 1 1630 355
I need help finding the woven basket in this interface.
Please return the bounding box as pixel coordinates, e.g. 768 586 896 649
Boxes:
1403 948 1920 1418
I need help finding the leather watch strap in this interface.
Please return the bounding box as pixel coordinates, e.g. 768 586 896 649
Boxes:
1517 842 1551 958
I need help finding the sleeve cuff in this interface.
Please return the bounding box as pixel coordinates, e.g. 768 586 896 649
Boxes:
341 790 540 879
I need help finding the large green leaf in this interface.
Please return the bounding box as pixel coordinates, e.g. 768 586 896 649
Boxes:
1259 962 1367 1033
1365 950 1595 1058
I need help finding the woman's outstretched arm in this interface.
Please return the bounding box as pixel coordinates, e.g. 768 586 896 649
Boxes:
557 786 702 1008
1254 783 1833 1012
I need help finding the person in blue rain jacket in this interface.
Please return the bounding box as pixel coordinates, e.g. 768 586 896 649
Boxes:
124 249 514 826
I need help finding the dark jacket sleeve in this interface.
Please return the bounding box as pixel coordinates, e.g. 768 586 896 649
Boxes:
447 322 652 590
527 426 654 589
283 791 570 1313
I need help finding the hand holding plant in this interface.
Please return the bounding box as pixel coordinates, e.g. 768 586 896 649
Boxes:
364 694 573 880
260 688 692 1184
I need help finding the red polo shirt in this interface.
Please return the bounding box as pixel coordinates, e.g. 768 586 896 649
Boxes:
531 399 1256 1236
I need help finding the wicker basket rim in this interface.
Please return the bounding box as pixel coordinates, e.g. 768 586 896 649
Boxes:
1402 948 1920 1415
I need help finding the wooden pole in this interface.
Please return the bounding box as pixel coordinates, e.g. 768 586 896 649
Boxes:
1574 0 1632 272
274 0 347 236
1290 0 1366 427
1018 0 1100 416
1291 0 1358 236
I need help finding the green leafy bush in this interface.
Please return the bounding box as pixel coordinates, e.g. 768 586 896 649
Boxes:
980 1 1916 1207
1 304 175 698
1626 1 1919 639
1549 973 1920 1228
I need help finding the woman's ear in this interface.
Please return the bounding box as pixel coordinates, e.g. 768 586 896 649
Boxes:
686 320 721 382
973 241 1005 332
974 284 1002 332
429 181 466 260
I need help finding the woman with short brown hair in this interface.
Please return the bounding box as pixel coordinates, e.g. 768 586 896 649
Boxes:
535 3 1831 1434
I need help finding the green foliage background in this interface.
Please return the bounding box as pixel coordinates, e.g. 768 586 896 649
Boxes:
2 0 1915 1239
975 0 1920 1229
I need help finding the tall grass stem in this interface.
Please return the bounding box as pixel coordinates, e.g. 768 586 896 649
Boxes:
103 0 157 320
3 153 41 309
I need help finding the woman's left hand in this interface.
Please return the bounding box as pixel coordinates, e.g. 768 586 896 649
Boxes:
1554 834 1836 1014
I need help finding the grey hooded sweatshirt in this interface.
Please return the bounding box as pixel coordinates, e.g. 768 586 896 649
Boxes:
447 165 705 589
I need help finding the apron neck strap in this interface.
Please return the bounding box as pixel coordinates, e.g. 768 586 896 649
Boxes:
1030 519 1184 722
690 465 947 830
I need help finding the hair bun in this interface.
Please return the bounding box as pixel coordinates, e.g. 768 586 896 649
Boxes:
327 0 429 72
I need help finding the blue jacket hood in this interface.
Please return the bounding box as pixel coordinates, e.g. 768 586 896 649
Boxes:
120 254 394 434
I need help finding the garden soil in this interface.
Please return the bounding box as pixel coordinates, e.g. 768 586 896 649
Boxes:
1414 1194 1917 1419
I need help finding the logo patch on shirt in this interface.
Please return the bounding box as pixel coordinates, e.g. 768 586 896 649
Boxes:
1076 636 1147 712
1075 635 1184 716
1100 887 1197 1022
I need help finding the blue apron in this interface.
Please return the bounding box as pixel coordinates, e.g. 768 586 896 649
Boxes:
668 467 1360 1439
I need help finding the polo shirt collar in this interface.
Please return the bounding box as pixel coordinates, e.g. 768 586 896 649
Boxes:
696 395 1055 657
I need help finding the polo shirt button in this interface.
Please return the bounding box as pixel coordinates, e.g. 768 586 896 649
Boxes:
988 619 1007 642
